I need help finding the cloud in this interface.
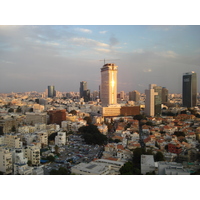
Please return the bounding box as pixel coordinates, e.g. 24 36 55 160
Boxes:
143 68 152 73
76 28 92 33
95 48 111 53
133 49 144 54
70 37 109 47
0 59 14 64
156 50 178 58
99 31 107 34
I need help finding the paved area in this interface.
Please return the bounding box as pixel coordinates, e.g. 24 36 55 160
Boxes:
42 134 104 175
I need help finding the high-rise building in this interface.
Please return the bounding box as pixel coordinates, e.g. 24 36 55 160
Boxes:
48 86 56 98
100 63 118 107
162 87 168 103
144 84 158 117
120 91 125 100
182 71 197 107
80 81 87 98
129 90 140 102
92 90 99 100
153 85 162 116
83 89 90 102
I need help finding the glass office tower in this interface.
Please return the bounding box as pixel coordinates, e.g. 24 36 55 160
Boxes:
182 71 197 107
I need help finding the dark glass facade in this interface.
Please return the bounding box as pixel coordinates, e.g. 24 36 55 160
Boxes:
48 86 56 98
182 72 197 107
80 81 87 98
153 85 162 116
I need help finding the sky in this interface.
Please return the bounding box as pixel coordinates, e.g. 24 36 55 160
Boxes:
0 25 200 94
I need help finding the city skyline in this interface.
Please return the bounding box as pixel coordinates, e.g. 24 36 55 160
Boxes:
0 25 200 94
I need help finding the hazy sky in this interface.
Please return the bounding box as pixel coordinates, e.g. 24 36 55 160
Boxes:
0 25 200 94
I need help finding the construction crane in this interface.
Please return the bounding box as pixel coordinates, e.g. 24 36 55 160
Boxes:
99 59 120 65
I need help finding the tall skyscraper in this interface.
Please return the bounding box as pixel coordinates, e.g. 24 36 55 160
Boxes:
80 81 87 98
129 90 140 102
83 89 90 102
48 86 56 98
182 71 197 107
144 84 158 117
162 87 168 103
153 85 162 116
100 63 118 107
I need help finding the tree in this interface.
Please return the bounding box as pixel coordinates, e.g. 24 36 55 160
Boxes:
69 110 77 115
114 139 121 143
174 131 185 137
50 167 70 175
16 106 22 113
79 124 107 145
27 160 32 166
84 116 92 124
0 126 4 135
8 108 14 112
132 148 146 167
46 155 55 162
146 121 153 126
133 114 147 121
119 161 141 175
48 132 58 141
54 145 59 154
11 125 16 133
154 151 165 162
119 161 134 175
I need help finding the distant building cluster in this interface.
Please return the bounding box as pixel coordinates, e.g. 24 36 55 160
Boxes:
0 63 199 175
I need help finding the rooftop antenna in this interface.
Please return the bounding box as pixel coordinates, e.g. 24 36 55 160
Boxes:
99 59 120 65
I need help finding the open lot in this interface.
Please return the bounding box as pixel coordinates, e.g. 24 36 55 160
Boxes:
43 134 104 175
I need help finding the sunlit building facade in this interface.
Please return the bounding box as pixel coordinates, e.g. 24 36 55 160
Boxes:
144 84 158 117
100 63 118 107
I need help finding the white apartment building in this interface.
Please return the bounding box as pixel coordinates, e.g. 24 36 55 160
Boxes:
96 123 108 135
141 154 155 175
35 123 47 131
36 131 48 146
18 125 36 134
0 148 13 174
4 134 22 149
32 166 44 175
23 144 40 166
0 136 4 145
14 163 33 175
12 148 28 164
55 132 66 146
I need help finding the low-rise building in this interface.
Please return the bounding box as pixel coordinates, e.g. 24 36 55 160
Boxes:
55 132 66 146
23 144 40 166
141 154 155 175
158 161 190 175
4 133 22 149
26 112 47 125
71 158 125 175
0 148 13 174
